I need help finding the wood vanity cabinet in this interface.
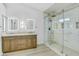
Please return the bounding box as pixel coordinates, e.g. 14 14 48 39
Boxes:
2 35 37 53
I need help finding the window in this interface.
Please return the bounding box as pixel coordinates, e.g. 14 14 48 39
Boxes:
26 19 35 31
20 20 26 30
7 17 19 32
7 17 35 33
19 19 35 32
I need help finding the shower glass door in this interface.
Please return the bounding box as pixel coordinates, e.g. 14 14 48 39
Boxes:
47 14 64 55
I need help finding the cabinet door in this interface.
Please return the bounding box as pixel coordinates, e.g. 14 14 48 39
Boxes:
31 38 37 48
10 39 17 51
26 38 32 48
16 39 27 50
31 35 37 48
2 39 11 53
26 35 37 48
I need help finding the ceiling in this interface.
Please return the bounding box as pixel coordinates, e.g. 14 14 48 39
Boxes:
45 3 72 15
45 3 79 16
5 3 54 12
23 3 54 12
4 3 79 16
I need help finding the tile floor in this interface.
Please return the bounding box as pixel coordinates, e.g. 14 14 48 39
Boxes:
3 44 58 56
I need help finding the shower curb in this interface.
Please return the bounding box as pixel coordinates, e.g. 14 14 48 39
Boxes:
44 43 66 56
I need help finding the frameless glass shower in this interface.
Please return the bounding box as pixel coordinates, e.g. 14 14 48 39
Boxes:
63 6 79 56
45 6 79 56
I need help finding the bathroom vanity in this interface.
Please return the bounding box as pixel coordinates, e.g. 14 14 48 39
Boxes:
1 13 37 53
2 34 37 53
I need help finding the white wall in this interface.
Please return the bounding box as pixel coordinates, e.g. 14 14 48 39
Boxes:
6 3 44 44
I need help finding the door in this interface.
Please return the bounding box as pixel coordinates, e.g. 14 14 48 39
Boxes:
44 15 64 54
